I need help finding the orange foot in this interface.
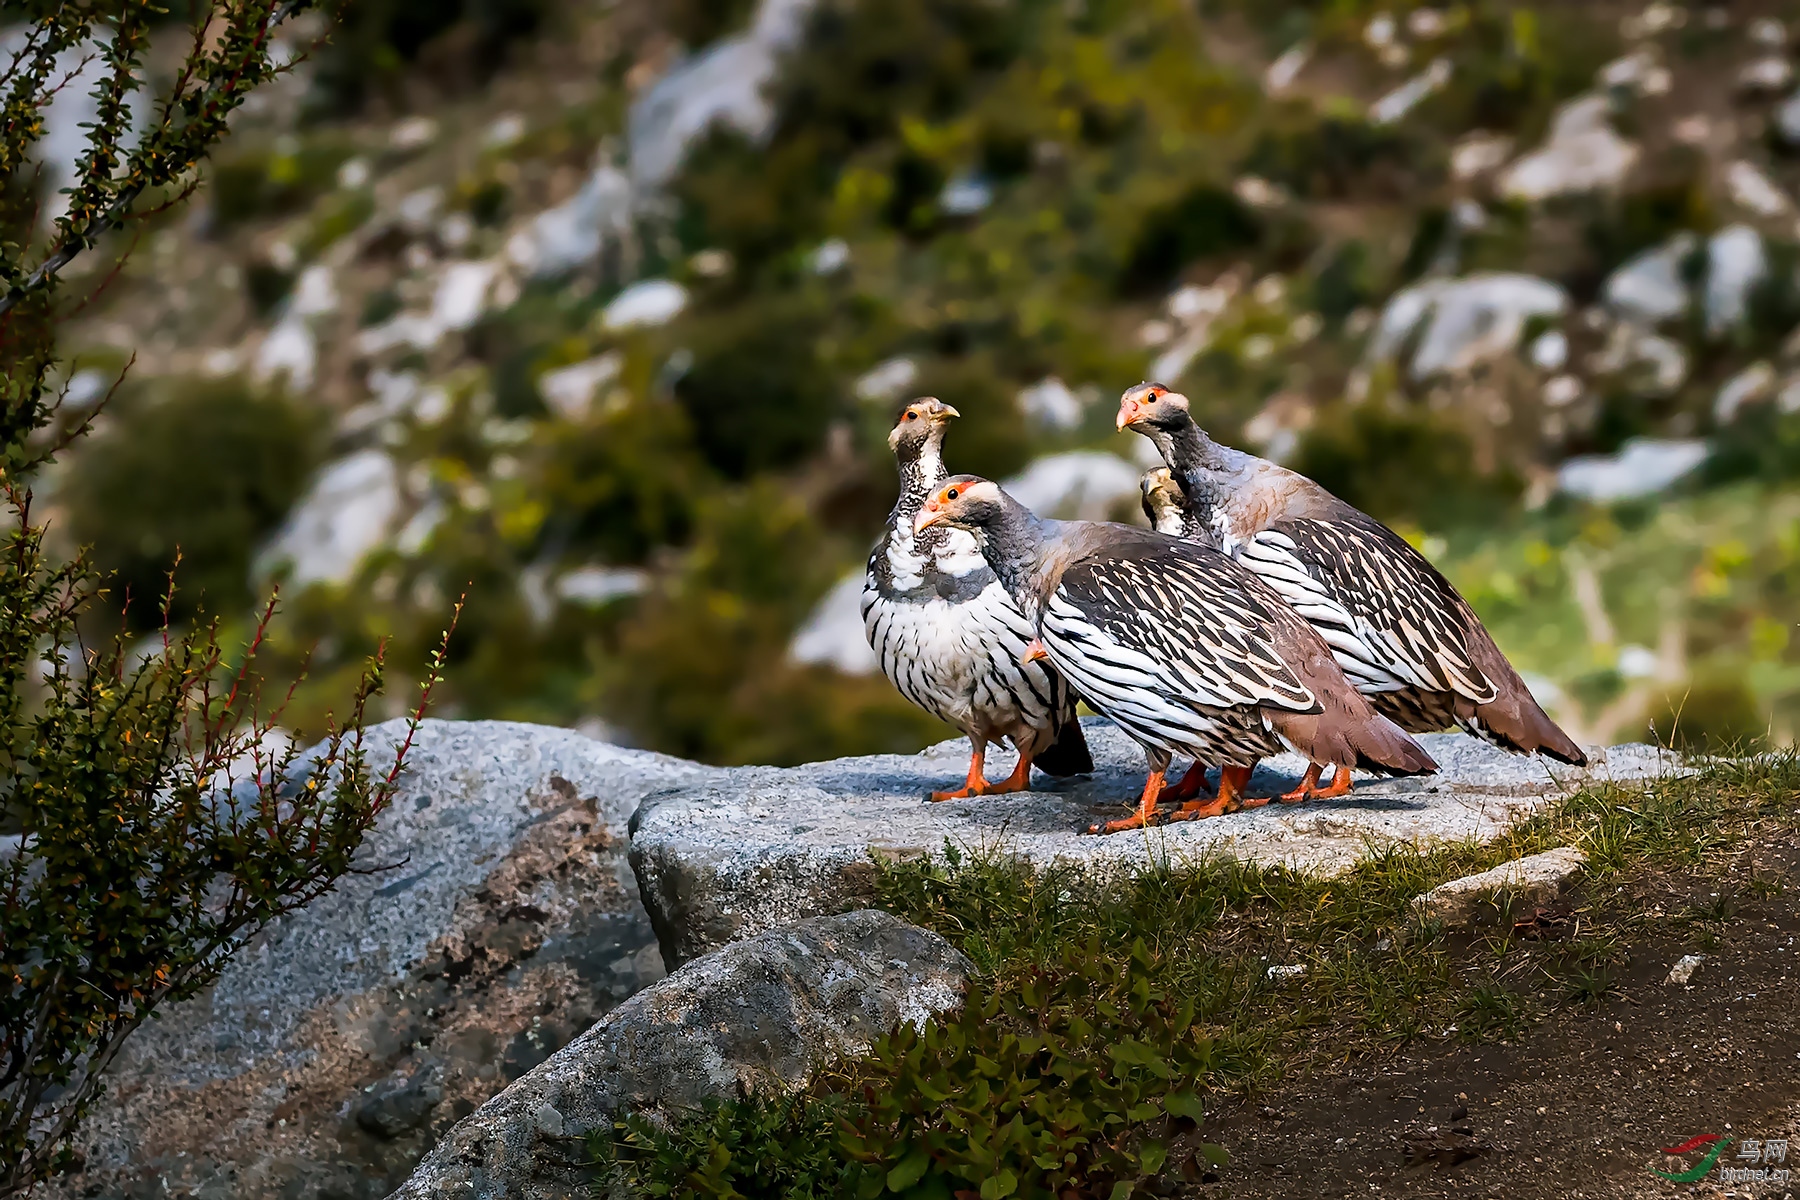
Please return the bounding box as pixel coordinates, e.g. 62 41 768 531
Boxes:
1278 763 1354 804
930 747 988 801
1163 760 1212 802
1169 764 1258 821
1087 769 1165 834
983 750 1034 795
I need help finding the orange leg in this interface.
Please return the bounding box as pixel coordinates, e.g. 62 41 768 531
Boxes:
1088 769 1165 834
930 744 988 801
985 748 1034 795
1170 764 1260 820
1164 760 1212 802
1278 763 1354 804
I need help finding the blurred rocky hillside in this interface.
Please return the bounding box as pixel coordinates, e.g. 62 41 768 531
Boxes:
26 0 1800 761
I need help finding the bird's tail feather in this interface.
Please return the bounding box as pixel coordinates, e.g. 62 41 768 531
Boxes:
1035 713 1094 776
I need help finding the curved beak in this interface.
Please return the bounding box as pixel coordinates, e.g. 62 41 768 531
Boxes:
1116 398 1144 432
933 403 961 422
1021 638 1049 665
913 506 943 534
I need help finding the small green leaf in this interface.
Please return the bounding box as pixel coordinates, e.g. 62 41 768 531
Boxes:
1165 1090 1205 1123
887 1149 931 1193
979 1168 1018 1199
1198 1141 1231 1167
1138 1139 1167 1176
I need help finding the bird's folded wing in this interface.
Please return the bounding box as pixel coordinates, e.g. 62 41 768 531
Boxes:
1247 515 1497 703
1046 550 1317 712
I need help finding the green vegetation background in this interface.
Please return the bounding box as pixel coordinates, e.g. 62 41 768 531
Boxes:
42 0 1800 764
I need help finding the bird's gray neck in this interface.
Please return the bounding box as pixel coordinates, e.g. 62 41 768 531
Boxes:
893 435 947 516
975 502 1056 616
1153 422 1249 524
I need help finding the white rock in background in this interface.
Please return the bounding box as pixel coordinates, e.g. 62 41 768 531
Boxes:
853 356 920 404
810 238 850 274
601 279 688 330
1704 224 1768 336
1017 376 1085 430
389 116 438 151
1599 49 1660 91
1529 330 1569 371
62 368 110 410
556 566 650 608
1617 644 1660 679
337 157 371 189
253 315 317 391
1364 12 1397 48
1370 273 1568 380
1150 279 1238 382
1499 95 1640 202
1002 452 1141 521
1264 43 1311 94
628 0 817 189
1715 360 1776 423
1408 8 1446 38
938 173 993 216
1726 159 1793 217
290 264 338 318
788 572 878 674
1592 323 1690 394
483 113 526 149
1451 132 1514 180
395 497 445 555
538 352 623 420
1370 58 1452 125
1737 56 1794 94
1780 372 1800 413
1776 91 1800 147
1542 375 1582 407
1557 438 1707 502
431 260 501 333
506 161 632 279
398 186 444 233
1752 16 1788 46
257 450 403 586
1602 233 1695 325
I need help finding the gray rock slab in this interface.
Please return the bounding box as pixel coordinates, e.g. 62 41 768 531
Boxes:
630 720 1672 965
1409 846 1589 927
388 910 971 1200
55 719 716 1200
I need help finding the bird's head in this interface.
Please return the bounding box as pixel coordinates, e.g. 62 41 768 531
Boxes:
1139 467 1186 534
1115 382 1191 434
913 475 1005 535
887 396 960 453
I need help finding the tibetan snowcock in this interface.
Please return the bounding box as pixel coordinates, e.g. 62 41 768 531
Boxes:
1118 381 1586 802
862 398 1091 801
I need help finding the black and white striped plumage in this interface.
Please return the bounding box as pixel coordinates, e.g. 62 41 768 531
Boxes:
862 400 1090 795
1040 543 1320 770
1232 514 1491 724
1119 382 1585 765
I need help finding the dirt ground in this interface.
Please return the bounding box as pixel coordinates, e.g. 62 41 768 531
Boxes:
1197 851 1800 1200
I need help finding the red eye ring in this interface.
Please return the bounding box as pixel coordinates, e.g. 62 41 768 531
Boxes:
904 411 918 420
946 487 959 500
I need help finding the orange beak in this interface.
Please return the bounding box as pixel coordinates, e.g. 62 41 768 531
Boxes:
1116 397 1144 431
913 504 943 534
1021 638 1049 664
